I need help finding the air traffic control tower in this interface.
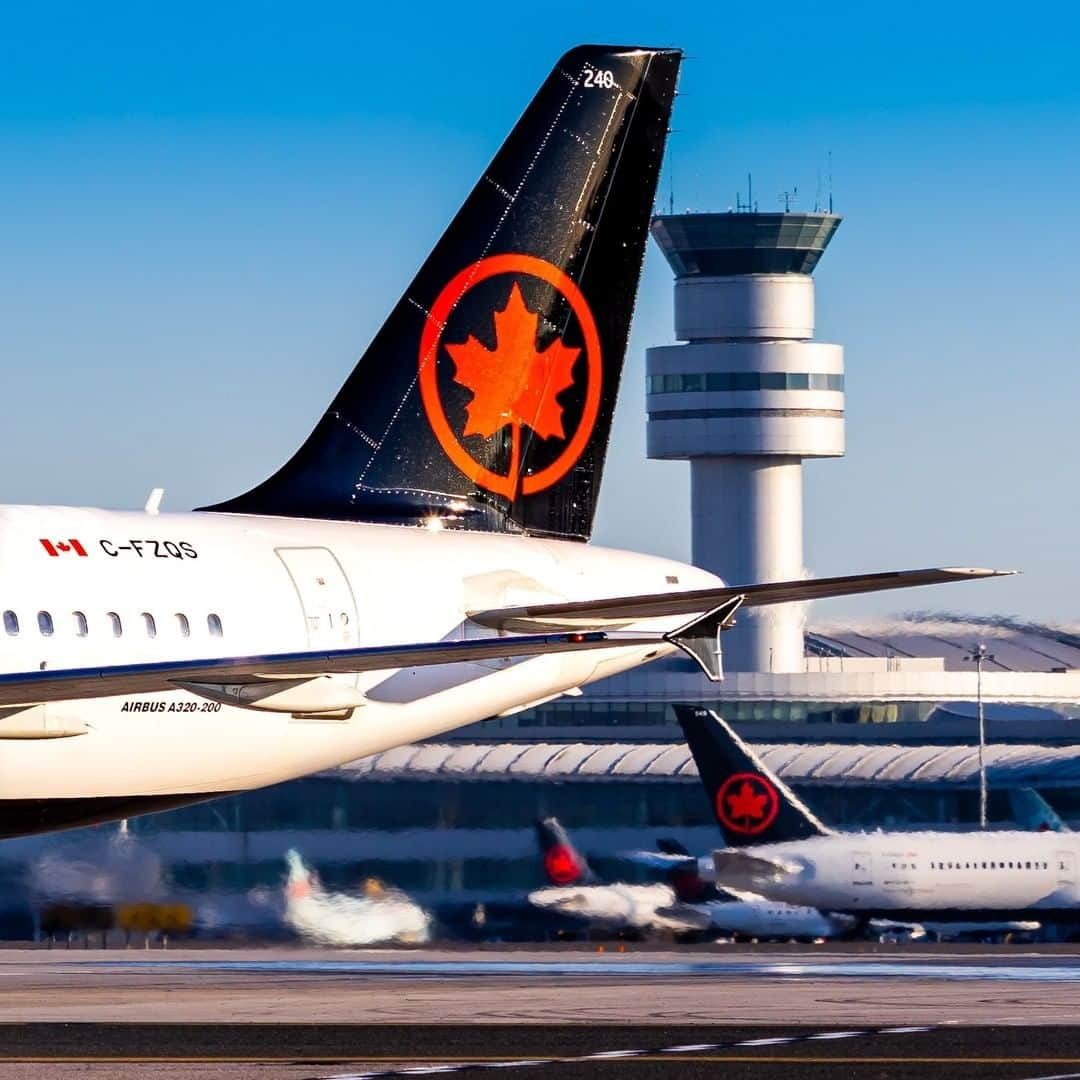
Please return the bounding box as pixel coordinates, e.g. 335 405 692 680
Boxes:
647 212 843 672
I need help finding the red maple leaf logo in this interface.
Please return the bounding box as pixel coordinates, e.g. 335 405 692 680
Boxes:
726 781 769 822
444 282 579 497
716 773 780 835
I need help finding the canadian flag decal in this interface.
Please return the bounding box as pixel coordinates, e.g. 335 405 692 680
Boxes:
39 538 88 557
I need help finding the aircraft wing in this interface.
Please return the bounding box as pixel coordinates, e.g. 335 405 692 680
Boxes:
0 628 665 710
469 567 1013 632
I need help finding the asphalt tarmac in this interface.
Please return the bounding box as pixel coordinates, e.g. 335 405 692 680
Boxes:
1 945 1079 1078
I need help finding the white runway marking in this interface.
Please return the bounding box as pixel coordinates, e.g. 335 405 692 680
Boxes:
312 1024 939 1079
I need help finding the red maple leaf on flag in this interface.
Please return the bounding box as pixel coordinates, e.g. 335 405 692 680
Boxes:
445 282 579 497
725 780 770 823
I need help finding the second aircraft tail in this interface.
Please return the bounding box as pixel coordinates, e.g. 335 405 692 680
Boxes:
675 705 832 845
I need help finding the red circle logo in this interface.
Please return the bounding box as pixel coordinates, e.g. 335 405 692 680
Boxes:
715 772 780 836
418 254 602 500
543 844 584 886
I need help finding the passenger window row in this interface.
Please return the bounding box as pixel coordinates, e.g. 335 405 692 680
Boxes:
929 860 1049 871
3 610 223 640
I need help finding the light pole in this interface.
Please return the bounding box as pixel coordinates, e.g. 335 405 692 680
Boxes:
964 642 994 829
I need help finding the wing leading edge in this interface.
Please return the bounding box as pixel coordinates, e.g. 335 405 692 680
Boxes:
0 629 666 710
469 567 1015 632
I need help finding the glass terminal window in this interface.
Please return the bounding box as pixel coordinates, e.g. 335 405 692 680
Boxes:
648 372 843 395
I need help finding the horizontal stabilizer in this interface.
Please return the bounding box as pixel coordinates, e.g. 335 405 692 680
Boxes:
621 850 698 871
470 567 1014 632
0 629 664 709
712 849 799 884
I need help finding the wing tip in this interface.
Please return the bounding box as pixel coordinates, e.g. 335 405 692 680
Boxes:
939 567 1020 578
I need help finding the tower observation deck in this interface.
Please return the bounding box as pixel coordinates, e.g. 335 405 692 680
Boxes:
647 211 843 672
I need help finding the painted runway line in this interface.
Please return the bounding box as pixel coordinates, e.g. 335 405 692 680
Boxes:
310 1024 937 1079
66 957 1080 982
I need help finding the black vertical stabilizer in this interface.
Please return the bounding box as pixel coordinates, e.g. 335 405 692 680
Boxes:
204 46 682 540
536 817 597 886
674 705 831 845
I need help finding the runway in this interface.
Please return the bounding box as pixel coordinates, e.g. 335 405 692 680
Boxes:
2 946 1079 1077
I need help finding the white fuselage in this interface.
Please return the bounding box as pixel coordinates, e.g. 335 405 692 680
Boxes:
0 505 714 817
528 882 849 938
715 831 1080 917
527 882 687 931
686 898 851 940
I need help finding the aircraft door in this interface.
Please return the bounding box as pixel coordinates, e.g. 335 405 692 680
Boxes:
852 851 873 888
1057 851 1075 886
276 547 359 653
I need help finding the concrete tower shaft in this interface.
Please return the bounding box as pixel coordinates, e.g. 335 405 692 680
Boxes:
647 212 843 673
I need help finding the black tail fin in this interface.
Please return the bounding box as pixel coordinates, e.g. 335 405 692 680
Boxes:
536 817 596 886
205 46 681 540
674 705 831 845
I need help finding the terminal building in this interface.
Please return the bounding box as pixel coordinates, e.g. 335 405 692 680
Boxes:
4 209 1080 933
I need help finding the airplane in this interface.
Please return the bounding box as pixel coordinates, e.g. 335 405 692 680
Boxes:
673 706 1078 926
530 818 850 940
0 43 1007 842
648 838 854 941
283 849 431 946
528 817 694 933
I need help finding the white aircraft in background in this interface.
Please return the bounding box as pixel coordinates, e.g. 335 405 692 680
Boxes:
530 819 851 940
283 849 430 946
528 818 694 933
675 707 1076 927
0 44 1006 842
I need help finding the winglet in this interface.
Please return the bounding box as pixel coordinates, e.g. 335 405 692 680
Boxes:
664 596 744 681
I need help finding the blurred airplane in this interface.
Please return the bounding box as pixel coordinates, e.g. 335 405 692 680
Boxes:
530 818 849 940
1009 788 1071 833
283 849 431 946
527 818 693 933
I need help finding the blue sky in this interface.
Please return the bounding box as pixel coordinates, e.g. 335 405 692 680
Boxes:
2 1 1078 621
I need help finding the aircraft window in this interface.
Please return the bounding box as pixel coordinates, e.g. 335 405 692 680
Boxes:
1025 862 1031 870
175 613 190 638
4 610 19 636
37 611 54 637
107 612 122 638
73 611 88 637
142 613 157 639
340 612 350 626
207 614 223 638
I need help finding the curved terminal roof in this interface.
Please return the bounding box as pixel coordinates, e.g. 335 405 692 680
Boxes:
332 740 1080 790
807 614 1080 674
